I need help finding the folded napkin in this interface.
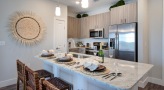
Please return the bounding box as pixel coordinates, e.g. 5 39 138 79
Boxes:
67 54 73 58
48 49 54 54
41 49 54 55
56 53 66 58
83 60 99 71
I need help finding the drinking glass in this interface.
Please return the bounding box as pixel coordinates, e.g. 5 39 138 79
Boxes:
109 54 113 58
93 52 97 56
113 61 119 73
78 54 83 60
109 54 118 73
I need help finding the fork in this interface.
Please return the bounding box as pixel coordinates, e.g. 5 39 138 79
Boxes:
102 73 115 78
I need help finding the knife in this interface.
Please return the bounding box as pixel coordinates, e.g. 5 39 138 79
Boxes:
110 73 122 81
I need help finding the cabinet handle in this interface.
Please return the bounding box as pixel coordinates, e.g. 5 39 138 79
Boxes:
125 19 126 23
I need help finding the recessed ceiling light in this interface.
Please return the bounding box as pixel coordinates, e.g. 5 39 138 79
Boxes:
81 0 89 8
76 1 80 4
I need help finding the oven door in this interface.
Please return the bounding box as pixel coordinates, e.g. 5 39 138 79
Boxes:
90 30 99 38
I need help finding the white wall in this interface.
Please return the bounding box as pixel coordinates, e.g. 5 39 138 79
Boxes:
163 0 164 82
138 0 149 63
0 0 67 87
148 0 163 79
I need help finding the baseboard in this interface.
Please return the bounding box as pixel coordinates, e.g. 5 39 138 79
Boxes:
0 78 17 88
148 77 164 86
138 77 149 88
138 76 164 88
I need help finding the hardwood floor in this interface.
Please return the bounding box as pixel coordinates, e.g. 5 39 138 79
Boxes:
139 83 164 90
0 83 164 90
0 84 22 90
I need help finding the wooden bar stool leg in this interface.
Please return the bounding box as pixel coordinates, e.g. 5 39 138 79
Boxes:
17 77 19 90
23 81 25 90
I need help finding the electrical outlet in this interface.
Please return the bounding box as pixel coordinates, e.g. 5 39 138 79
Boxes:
0 41 5 46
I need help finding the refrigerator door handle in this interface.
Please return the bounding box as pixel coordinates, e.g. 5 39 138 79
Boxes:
116 32 119 58
117 32 119 58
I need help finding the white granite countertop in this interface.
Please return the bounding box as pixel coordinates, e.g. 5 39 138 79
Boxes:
36 53 153 90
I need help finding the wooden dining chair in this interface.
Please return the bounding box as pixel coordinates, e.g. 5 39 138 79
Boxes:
16 60 26 90
40 78 72 90
25 66 40 90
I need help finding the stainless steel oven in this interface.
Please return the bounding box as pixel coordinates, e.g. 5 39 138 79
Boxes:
90 28 104 38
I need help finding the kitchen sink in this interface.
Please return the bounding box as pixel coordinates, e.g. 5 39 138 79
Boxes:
72 54 90 58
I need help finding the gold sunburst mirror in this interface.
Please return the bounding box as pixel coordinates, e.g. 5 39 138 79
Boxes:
9 11 45 46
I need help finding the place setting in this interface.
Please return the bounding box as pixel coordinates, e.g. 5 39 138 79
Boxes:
80 59 110 76
101 59 122 81
53 53 77 65
40 49 56 59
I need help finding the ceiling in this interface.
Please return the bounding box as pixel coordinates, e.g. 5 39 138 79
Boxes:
52 0 132 13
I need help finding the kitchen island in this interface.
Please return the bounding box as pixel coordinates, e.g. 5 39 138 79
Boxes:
36 53 153 90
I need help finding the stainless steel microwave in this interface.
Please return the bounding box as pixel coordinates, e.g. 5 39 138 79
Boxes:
89 28 104 38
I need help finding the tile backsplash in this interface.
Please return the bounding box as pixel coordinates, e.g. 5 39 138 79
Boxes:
70 38 108 48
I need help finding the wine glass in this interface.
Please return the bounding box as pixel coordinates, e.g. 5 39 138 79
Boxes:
78 54 83 60
113 60 119 73
109 54 113 58
93 51 97 56
93 51 98 61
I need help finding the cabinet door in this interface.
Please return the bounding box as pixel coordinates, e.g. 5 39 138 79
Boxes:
68 16 80 38
103 12 111 38
124 3 137 23
85 17 90 38
110 3 137 25
118 6 125 24
80 18 85 38
68 16 73 38
80 17 89 38
111 7 120 25
111 6 124 25
88 15 96 29
77 18 81 38
96 14 104 28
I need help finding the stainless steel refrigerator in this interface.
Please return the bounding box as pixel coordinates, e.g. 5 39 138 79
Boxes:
108 23 138 62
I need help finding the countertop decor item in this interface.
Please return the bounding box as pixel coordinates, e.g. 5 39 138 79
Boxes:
76 14 82 18
82 14 88 17
109 0 125 10
9 11 45 46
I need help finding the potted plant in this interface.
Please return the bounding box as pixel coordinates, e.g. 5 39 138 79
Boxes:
76 14 82 18
109 0 125 10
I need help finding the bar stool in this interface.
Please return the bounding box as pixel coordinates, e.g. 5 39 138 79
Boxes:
35 69 54 79
16 60 54 90
40 78 72 90
16 60 26 90
25 66 72 90
25 66 39 90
